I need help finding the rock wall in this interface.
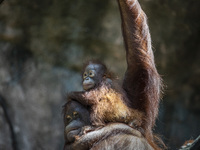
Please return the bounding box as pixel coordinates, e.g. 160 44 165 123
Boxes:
0 0 199 149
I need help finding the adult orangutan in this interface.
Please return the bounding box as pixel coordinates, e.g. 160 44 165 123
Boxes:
63 100 154 150
65 0 164 149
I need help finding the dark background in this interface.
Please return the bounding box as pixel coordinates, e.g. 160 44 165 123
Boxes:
0 0 200 149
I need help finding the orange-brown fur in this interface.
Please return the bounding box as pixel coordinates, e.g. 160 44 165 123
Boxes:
83 83 144 127
117 1 164 149
68 81 144 131
67 0 165 149
64 123 154 150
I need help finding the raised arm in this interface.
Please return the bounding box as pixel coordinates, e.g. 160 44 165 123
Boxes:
67 91 96 106
118 0 162 132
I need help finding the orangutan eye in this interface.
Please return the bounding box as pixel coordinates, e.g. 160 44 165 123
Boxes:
73 111 79 117
83 72 88 79
89 70 95 77
65 115 72 123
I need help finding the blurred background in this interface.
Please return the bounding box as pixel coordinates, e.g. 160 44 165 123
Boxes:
0 0 200 149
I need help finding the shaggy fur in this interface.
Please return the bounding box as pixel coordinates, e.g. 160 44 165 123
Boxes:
64 123 153 150
67 0 165 149
118 0 162 143
68 81 144 130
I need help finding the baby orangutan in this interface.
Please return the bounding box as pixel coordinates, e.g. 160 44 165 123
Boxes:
68 61 144 132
